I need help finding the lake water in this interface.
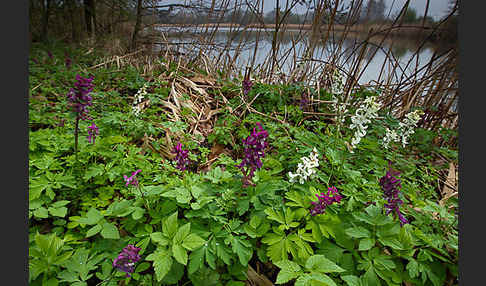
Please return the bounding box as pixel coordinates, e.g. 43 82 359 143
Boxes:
152 26 441 85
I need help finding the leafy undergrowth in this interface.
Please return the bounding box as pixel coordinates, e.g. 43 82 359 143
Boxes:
29 42 458 286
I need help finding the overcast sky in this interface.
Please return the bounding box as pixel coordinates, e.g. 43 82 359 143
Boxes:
261 0 451 21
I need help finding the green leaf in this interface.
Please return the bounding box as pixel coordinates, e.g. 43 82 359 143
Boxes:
48 207 68 217
265 208 285 224
274 260 302 272
172 244 188 265
294 273 312 286
359 238 375 251
363 267 381 286
267 239 287 262
406 259 419 278
163 211 178 239
131 207 145 220
182 233 206 251
85 224 102 238
51 200 70 208
262 233 283 245
305 255 345 273
276 270 299 284
188 246 205 274
135 262 151 273
100 222 120 239
378 237 404 250
33 207 49 218
173 223 191 244
373 256 396 271
309 273 337 286
29 176 48 200
83 164 105 180
230 236 252 266
249 215 262 229
341 275 362 286
345 227 371 238
190 185 204 199
160 260 184 284
146 249 173 282
78 208 103 225
150 232 169 246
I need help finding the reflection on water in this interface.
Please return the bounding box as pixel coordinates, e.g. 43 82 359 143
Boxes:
153 26 441 85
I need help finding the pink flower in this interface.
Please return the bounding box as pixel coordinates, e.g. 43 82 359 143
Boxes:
124 169 142 187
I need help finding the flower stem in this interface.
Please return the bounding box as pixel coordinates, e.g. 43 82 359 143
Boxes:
137 185 150 210
74 116 79 163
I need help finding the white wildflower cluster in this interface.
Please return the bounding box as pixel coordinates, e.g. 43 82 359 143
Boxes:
383 110 423 148
288 148 320 184
329 70 348 124
132 83 149 117
382 127 399 149
349 96 381 150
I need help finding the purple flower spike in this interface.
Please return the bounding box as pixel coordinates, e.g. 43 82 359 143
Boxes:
379 165 408 226
86 122 99 144
242 78 253 96
124 169 142 187
113 244 141 277
310 186 342 216
65 57 72 68
173 142 190 171
67 74 95 120
47 50 53 59
237 122 269 187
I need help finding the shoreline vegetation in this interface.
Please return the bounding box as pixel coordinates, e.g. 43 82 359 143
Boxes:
155 22 437 37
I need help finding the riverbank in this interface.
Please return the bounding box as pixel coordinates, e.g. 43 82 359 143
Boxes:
155 22 449 42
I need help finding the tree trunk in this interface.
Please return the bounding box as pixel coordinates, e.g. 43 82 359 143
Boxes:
40 0 52 42
84 0 96 36
67 0 77 41
130 0 143 51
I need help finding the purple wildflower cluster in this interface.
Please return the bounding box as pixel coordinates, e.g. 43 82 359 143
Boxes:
124 169 142 187
237 123 269 186
299 94 309 111
242 78 253 96
113 244 141 277
379 167 408 226
47 50 53 59
67 74 95 120
310 186 343 216
87 122 99 144
173 142 190 171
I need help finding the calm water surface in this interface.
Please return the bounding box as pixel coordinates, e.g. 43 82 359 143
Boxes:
153 26 439 85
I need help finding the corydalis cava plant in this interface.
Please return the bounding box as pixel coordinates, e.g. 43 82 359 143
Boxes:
310 186 342 216
349 96 380 150
67 74 95 160
288 148 319 184
330 69 348 125
132 83 149 117
242 77 253 96
173 142 190 171
113 244 141 277
124 169 149 209
383 109 424 149
237 122 268 187
379 166 408 226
